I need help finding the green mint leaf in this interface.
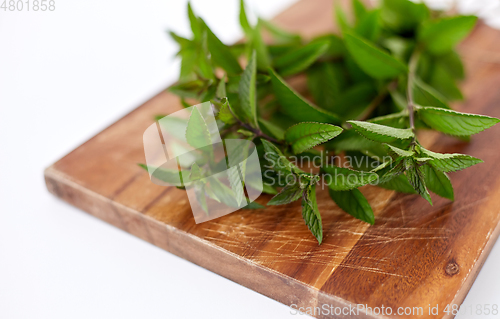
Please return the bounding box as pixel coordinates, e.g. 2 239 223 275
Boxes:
227 166 245 206
186 106 212 149
378 173 416 194
384 144 414 158
420 147 483 172
267 44 299 58
261 139 305 176
370 160 391 173
238 51 258 128
348 120 414 143
216 75 227 99
285 122 343 154
269 68 341 123
436 50 465 80
329 188 374 224
343 151 375 172
419 16 477 55
207 176 239 208
226 75 241 94
259 18 301 45
205 183 221 203
268 182 305 205
422 164 454 200
190 162 203 181
343 32 407 79
252 20 272 70
417 106 500 136
345 55 371 82
168 80 206 99
380 0 429 32
242 201 266 209
405 158 432 205
294 149 323 166
334 82 377 120
239 0 252 34
194 183 209 214
198 85 217 102
237 129 254 137
138 164 191 187
413 77 450 109
224 142 254 200
202 21 243 75
329 130 387 161
169 31 192 49
224 139 250 179
197 31 216 80
415 157 433 164
428 64 463 101
307 62 343 110
156 116 190 142
377 159 405 183
274 40 330 77
302 185 323 244
178 47 198 82
354 9 381 42
352 0 367 21
334 3 350 33
262 183 278 195
368 112 408 128
313 34 346 58
239 2 271 71
217 99 237 125
323 166 378 191
187 2 202 40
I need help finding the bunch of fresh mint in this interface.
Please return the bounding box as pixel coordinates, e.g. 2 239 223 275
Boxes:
159 0 499 244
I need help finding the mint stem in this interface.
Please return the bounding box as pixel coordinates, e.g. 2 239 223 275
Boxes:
407 48 421 145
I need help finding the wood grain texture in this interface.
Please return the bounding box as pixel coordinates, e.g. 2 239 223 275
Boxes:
45 1 500 318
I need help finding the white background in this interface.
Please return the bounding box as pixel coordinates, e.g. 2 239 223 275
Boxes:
1 1 500 318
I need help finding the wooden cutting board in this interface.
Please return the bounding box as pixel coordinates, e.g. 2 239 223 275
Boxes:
44 0 500 318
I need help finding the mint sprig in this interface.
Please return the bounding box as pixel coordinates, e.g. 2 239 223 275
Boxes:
150 0 499 244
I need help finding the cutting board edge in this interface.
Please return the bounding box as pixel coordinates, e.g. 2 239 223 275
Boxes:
45 165 387 319
445 214 500 319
